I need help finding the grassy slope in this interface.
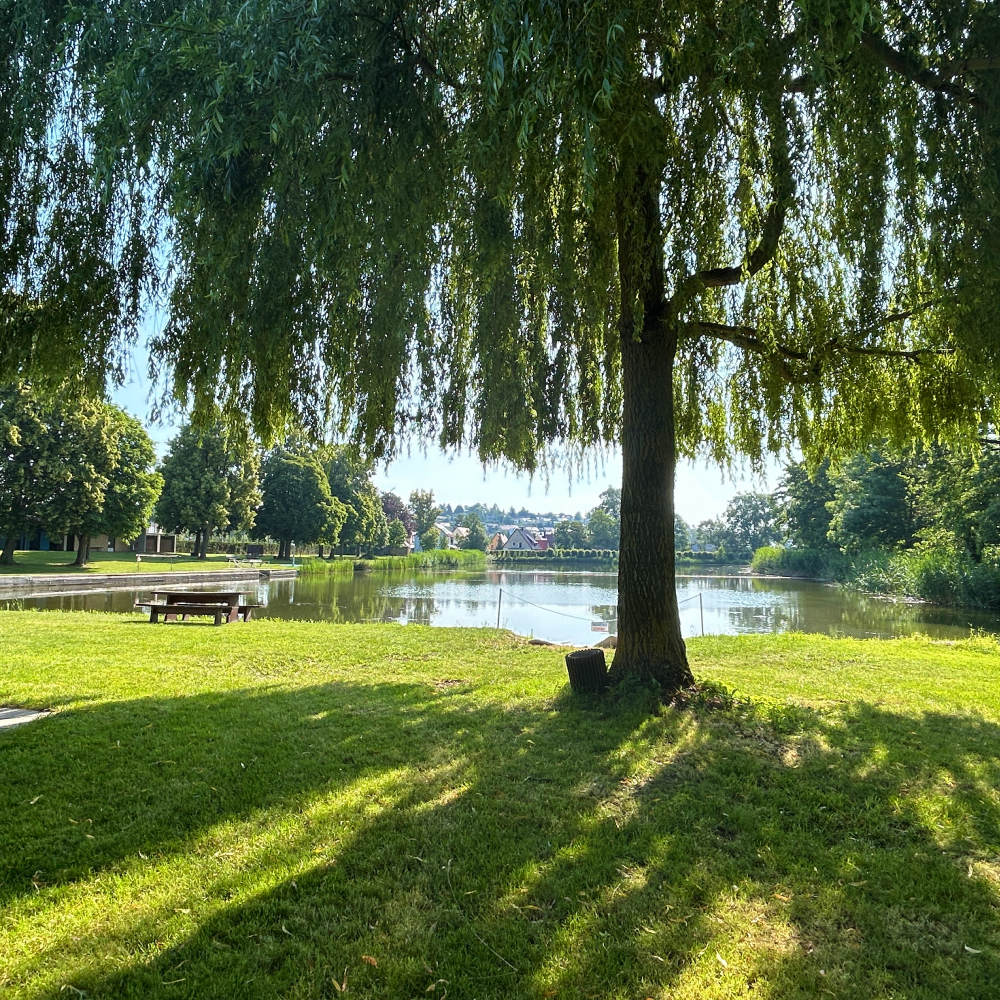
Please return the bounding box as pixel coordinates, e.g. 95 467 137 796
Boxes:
1 615 999 999
0 552 258 575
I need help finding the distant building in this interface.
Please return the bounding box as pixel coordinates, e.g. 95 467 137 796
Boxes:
502 527 540 551
486 531 508 553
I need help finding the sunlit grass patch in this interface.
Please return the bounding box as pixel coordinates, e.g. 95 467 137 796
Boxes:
1 615 999 997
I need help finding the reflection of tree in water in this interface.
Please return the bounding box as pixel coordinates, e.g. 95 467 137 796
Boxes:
590 603 618 625
725 602 802 634
264 573 439 625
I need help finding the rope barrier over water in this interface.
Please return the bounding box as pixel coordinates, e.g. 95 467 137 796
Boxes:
497 588 706 636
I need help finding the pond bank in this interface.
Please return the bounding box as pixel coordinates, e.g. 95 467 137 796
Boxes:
0 567 298 598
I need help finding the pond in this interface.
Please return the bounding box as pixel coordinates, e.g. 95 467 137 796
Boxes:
5 568 999 644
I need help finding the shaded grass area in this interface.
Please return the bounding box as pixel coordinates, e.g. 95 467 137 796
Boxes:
0 552 265 575
1 615 999 998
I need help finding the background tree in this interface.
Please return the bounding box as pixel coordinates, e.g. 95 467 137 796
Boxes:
419 527 440 552
695 519 731 554
322 447 388 555
380 492 416 535
555 520 591 549
409 491 442 538
15 2 1000 692
588 508 620 549
721 494 782 555
43 401 163 566
778 461 838 551
908 447 1000 562
256 452 346 559
155 424 261 558
674 515 690 555
99 413 163 552
386 519 408 549
458 513 488 551
827 451 916 552
0 384 65 564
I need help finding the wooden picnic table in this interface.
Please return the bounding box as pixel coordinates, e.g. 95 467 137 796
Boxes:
135 590 260 625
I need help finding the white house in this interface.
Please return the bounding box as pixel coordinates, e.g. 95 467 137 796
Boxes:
501 527 540 552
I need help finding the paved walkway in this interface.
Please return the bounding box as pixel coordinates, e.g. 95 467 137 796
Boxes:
0 707 49 730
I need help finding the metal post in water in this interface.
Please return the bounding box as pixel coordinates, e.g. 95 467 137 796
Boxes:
699 592 705 636
497 588 502 629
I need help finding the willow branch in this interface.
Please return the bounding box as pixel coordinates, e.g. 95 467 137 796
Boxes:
860 32 986 109
673 104 793 299
686 321 956 363
937 55 1000 77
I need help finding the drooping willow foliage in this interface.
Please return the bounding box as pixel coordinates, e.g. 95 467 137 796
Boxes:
3 0 999 471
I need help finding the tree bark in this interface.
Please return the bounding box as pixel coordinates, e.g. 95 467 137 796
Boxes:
74 534 90 567
200 524 210 559
609 164 693 692
0 532 15 565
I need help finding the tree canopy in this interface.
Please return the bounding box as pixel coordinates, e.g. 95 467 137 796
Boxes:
256 451 347 558
0 384 161 564
6 0 1000 689
155 424 260 557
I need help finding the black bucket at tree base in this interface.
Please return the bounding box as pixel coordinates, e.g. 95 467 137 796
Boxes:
565 648 608 694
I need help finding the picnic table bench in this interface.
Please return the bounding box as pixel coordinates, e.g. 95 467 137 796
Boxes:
226 554 263 568
135 590 261 625
135 552 182 566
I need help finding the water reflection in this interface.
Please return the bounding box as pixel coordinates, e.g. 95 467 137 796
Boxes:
3 569 997 643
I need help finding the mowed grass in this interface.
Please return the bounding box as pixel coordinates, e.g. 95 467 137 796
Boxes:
1 613 999 999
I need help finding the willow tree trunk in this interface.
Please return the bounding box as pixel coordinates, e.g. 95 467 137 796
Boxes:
0 532 15 565
609 165 693 692
199 523 210 559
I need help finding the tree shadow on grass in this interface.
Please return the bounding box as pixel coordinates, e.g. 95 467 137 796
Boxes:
2 679 1000 999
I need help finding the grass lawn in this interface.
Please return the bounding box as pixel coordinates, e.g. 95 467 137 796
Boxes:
0 551 280 575
1 613 999 998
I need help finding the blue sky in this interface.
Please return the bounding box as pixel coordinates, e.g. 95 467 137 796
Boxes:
110 344 782 524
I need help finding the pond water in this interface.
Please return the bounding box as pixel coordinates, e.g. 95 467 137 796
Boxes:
5 569 999 644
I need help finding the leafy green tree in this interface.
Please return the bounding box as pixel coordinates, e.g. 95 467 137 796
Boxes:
695 519 731 553
778 461 837 550
458 513 488 551
409 491 442 538
596 488 622 523
16 2 1000 692
419 527 440 552
155 424 261 558
588 508 620 549
722 494 781 554
827 451 915 552
908 447 1000 562
256 452 347 559
555 520 591 548
45 403 163 566
674 515 690 555
0 385 161 566
0 384 66 564
100 413 163 551
322 447 388 555
386 519 408 549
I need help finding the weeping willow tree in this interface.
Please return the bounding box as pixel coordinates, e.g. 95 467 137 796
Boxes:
5 0 1000 690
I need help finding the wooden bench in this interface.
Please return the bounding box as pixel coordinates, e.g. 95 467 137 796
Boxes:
134 590 261 625
135 602 261 624
139 602 235 625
